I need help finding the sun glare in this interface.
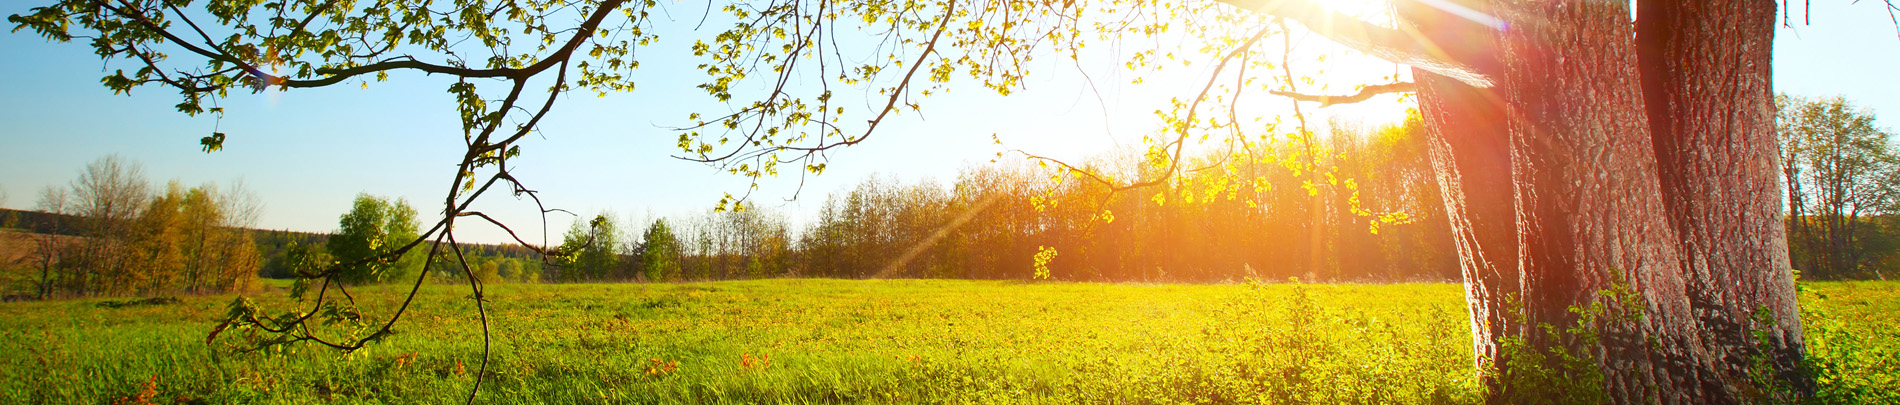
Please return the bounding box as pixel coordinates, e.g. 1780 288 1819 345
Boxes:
1282 0 1416 129
1317 0 1398 20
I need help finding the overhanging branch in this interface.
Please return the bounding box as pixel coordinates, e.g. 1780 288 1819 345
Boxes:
1270 81 1416 107
1215 0 1494 87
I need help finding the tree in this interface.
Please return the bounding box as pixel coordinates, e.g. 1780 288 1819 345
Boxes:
327 194 422 284
17 0 1880 400
638 219 682 282
279 240 332 280
473 260 503 284
550 214 623 282
29 186 69 299
494 258 531 282
1400 0 1813 400
146 181 264 293
1217 0 1817 400
65 154 151 295
131 181 190 293
1779 95 1899 280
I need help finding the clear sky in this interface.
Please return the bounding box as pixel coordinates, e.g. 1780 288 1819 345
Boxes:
2 1 1896 245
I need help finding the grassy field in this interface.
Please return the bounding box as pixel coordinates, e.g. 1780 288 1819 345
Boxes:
0 279 1893 404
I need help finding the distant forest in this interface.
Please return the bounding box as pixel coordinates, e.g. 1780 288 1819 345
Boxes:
525 114 1453 284
2 96 1893 298
543 97 1900 284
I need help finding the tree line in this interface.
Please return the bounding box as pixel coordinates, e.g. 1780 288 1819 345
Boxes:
1780 95 1900 280
541 96 1897 284
542 113 1460 283
4 96 1890 296
263 194 544 286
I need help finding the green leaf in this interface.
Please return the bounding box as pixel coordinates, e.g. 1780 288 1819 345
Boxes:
201 132 227 153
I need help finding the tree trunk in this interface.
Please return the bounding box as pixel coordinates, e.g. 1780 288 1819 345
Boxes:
1389 0 1808 402
1636 0 1810 396
1395 0 1521 387
36 235 55 300
1492 1 1716 401
1784 140 1812 276
1413 69 1520 390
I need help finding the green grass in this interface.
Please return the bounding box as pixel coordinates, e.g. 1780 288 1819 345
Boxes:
0 279 1893 404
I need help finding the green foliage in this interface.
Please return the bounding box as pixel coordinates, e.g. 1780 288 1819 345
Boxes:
281 241 331 301
7 0 661 136
1159 279 1482 403
639 219 681 282
1031 246 1057 279
1488 306 1609 403
279 240 329 278
1799 282 1900 404
1474 280 1681 404
208 292 371 355
550 214 624 282
200 132 226 153
494 258 538 283
327 194 421 284
472 260 502 284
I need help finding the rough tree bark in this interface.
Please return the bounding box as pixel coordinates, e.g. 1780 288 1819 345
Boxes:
1377 0 1808 402
1394 0 1517 380
1490 1 1716 400
1637 0 1812 396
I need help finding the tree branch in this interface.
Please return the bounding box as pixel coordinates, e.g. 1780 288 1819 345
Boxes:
96 0 625 92
1269 81 1416 107
1214 0 1494 87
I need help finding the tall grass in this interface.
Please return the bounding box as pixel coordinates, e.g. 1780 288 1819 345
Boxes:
0 279 1892 403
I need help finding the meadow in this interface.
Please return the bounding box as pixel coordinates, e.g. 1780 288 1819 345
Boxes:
0 279 1893 404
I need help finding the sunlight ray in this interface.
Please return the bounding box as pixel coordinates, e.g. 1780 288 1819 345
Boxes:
1411 0 1508 30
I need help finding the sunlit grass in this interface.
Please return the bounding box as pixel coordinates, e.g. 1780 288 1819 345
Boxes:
0 279 1892 403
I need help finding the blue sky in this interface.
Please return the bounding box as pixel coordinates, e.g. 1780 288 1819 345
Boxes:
2 1 1897 245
